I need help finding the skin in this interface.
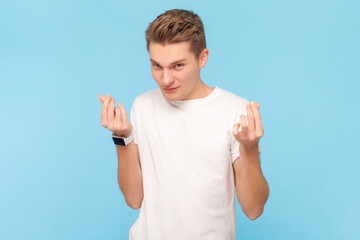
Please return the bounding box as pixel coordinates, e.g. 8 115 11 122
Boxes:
148 41 214 101
98 40 269 219
233 101 269 220
98 94 132 138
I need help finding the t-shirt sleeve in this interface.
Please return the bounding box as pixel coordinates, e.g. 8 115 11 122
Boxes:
230 110 261 164
130 99 138 145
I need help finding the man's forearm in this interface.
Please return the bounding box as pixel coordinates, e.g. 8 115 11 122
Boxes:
235 145 269 220
117 141 144 209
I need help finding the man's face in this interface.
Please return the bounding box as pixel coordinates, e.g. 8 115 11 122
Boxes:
149 41 208 101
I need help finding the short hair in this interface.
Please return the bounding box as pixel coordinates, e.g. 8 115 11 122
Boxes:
145 9 207 59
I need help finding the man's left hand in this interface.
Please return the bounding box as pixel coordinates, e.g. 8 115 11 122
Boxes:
233 101 264 153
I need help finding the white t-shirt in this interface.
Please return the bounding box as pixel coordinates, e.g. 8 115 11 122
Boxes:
128 86 261 240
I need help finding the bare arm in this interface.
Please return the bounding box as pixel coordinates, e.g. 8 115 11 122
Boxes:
116 140 143 210
233 146 269 220
99 94 144 210
232 101 269 220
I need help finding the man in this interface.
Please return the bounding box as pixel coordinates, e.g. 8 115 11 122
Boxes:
99 9 269 240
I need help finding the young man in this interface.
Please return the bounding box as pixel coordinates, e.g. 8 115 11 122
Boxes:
99 9 269 240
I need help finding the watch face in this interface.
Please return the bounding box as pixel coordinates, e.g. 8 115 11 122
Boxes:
113 137 126 146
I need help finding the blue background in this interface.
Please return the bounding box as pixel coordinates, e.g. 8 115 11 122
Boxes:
1 0 359 239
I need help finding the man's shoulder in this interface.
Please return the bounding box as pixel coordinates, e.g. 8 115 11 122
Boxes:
133 88 161 105
216 87 250 106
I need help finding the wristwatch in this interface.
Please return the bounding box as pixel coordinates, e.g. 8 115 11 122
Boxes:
112 132 134 146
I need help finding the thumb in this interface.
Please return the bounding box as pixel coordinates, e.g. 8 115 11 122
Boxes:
233 123 240 135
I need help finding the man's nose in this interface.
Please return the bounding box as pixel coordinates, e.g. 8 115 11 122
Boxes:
161 69 174 86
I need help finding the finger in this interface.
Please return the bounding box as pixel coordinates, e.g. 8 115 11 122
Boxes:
246 103 255 135
98 94 106 103
107 98 116 130
114 107 122 129
101 94 111 126
256 103 260 109
233 122 240 136
118 102 129 123
251 102 264 138
239 114 248 136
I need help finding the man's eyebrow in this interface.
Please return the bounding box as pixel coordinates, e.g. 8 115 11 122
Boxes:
150 58 187 65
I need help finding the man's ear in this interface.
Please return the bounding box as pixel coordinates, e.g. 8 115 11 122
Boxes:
199 48 209 69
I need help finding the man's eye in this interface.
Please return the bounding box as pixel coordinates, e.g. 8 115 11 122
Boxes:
153 64 161 68
175 64 183 68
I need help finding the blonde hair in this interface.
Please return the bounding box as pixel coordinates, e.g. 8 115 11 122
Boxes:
145 9 207 59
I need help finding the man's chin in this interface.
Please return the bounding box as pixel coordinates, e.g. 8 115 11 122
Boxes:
161 89 180 101
162 94 179 101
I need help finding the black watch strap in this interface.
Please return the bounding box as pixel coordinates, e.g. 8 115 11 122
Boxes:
112 132 134 146
112 136 126 146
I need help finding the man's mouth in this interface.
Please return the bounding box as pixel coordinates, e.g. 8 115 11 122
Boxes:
164 86 179 92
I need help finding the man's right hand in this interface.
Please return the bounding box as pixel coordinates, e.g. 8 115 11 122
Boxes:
98 94 133 138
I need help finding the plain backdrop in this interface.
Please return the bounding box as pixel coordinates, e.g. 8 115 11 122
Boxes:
1 0 359 239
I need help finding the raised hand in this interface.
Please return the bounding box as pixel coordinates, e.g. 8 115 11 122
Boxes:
233 101 263 152
98 94 132 138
